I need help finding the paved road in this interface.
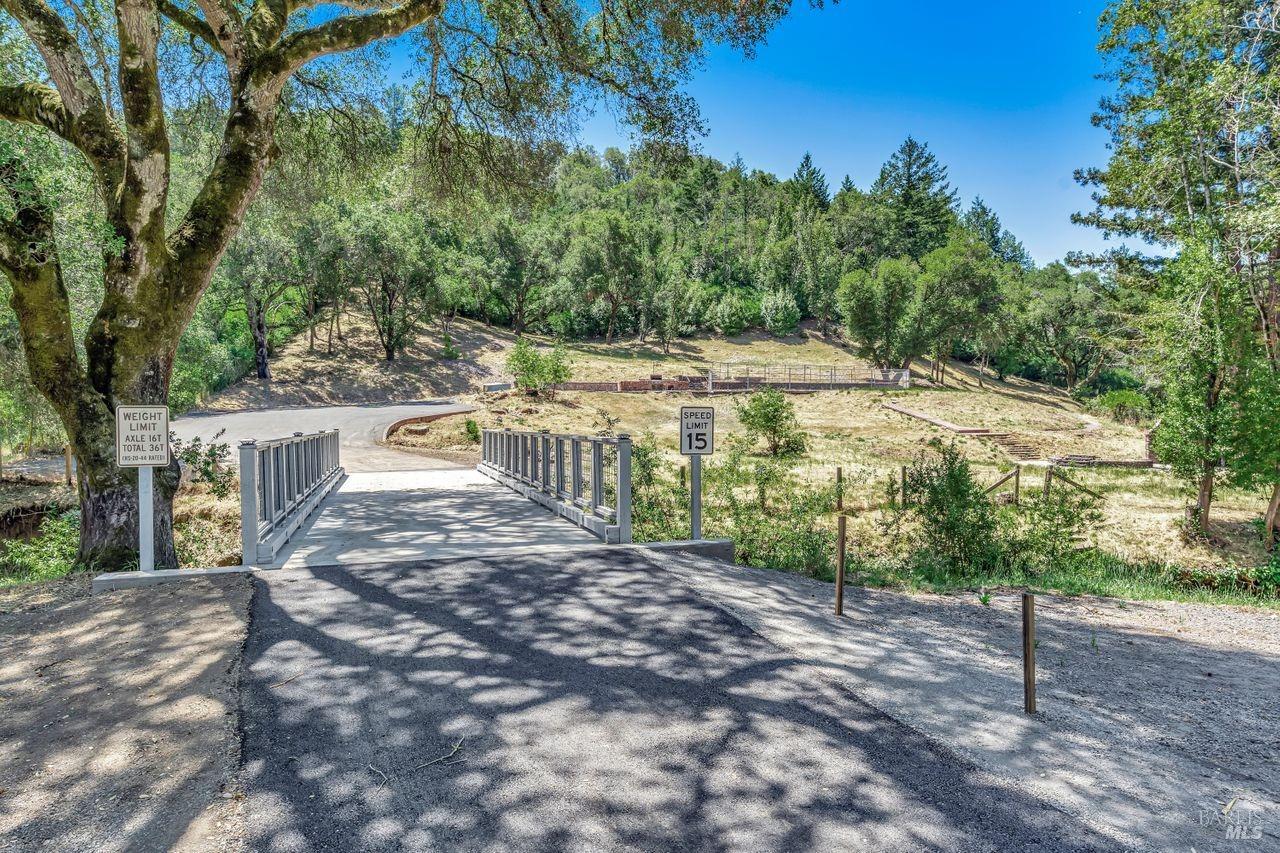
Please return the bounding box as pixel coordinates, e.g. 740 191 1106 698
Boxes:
11 401 473 478
241 549 1115 852
176 401 473 472
272 469 602 568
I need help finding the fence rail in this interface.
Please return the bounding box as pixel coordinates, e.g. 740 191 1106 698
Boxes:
479 428 632 543
707 362 909 389
239 430 343 565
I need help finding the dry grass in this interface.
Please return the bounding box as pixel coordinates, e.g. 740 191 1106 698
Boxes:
393 385 1268 573
201 314 513 411
197 314 1268 573
172 482 243 568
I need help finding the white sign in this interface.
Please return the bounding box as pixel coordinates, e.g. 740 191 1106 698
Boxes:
115 405 170 467
680 406 715 456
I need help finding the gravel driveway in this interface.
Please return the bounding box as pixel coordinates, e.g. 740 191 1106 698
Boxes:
241 549 1112 852
650 552 1279 852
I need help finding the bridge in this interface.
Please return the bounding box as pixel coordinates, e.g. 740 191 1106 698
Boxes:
93 401 720 591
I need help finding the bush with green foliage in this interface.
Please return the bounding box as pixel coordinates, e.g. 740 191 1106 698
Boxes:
441 333 461 360
1088 389 1152 425
710 292 759 336
1006 486 1104 574
900 440 1002 579
171 430 235 498
506 339 571 391
0 510 80 586
760 290 801 337
464 418 482 443
735 387 807 457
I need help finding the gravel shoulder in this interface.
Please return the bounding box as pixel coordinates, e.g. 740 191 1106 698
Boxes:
0 575 252 852
648 552 1280 852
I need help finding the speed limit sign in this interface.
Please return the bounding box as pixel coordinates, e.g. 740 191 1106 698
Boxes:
680 406 714 455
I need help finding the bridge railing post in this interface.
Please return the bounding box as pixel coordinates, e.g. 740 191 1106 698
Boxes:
616 434 632 544
540 431 552 493
554 436 566 498
590 439 604 513
239 440 259 566
571 437 583 505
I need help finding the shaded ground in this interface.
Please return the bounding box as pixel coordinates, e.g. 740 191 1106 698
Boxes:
0 575 252 852
241 549 1112 852
651 552 1280 851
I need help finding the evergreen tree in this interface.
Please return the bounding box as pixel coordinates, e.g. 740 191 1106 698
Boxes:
791 152 830 211
963 197 1031 268
871 137 958 260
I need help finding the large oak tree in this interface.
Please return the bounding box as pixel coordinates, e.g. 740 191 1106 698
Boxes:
0 0 795 569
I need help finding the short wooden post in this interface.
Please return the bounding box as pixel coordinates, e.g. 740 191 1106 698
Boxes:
835 466 843 510
1022 592 1037 714
679 463 686 490
1013 465 1021 505
900 464 908 507
835 513 847 616
1043 466 1053 498
63 445 73 487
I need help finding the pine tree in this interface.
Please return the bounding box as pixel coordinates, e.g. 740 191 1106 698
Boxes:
963 197 1031 268
791 152 830 211
871 137 958 260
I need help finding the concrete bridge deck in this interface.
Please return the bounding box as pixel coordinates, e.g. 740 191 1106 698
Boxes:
271 468 604 568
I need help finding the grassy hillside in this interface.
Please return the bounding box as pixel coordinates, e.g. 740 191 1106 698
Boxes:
386 325 1270 573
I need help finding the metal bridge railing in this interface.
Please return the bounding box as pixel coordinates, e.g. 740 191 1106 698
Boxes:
479 428 632 544
238 429 343 565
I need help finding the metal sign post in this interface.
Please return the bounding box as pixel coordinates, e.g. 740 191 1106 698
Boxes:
679 406 714 540
115 405 170 572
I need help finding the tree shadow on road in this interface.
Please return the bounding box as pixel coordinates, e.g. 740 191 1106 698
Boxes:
240 552 1119 851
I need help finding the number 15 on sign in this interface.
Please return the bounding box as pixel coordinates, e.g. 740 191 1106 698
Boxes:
680 406 714 540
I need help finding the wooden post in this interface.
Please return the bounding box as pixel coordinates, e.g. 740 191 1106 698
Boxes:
835 514 846 616
1022 592 1036 714
680 463 686 490
64 445 73 487
836 466 843 510
1013 465 1021 505
1043 466 1053 498
900 464 908 507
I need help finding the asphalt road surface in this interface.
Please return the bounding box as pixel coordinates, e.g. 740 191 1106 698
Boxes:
241 549 1116 852
174 401 473 472
11 401 473 478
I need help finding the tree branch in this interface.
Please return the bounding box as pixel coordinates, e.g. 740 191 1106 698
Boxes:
0 83 126 192
158 0 220 51
1 0 104 117
114 0 171 250
268 0 441 79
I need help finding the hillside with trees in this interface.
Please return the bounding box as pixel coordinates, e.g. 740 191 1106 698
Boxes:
1 0 1277 577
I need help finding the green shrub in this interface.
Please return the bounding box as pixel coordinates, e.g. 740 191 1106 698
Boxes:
464 418 481 443
506 339 571 391
171 430 235 498
1088 389 1152 425
760 290 801 337
735 387 807 457
441 333 461 360
902 441 1002 578
0 509 80 586
710 292 759 336
1007 486 1105 573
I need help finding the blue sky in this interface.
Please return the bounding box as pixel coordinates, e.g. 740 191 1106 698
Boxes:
576 1 1115 266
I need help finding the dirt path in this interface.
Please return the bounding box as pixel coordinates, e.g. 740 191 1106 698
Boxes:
0 576 251 852
648 553 1279 852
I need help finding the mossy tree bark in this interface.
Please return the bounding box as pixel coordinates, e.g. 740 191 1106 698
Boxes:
0 0 443 570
